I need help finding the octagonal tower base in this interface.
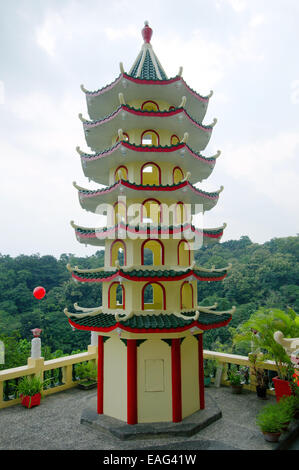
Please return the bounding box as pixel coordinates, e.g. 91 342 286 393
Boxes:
80 392 221 441
95 331 206 425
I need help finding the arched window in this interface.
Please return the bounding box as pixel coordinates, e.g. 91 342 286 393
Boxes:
141 239 164 266
141 100 159 112
169 106 175 111
141 162 161 186
141 129 160 146
171 135 180 146
175 201 187 225
178 239 191 266
173 166 184 184
142 282 166 310
180 281 194 310
114 165 128 182
141 198 162 224
110 239 126 266
108 282 125 309
113 201 126 225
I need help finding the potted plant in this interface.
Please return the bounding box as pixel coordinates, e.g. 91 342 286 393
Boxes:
256 403 285 442
16 375 46 409
248 352 269 399
277 395 296 430
232 308 299 402
204 359 216 387
272 361 294 402
75 361 97 390
227 365 244 394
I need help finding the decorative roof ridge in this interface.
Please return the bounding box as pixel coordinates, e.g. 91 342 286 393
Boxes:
77 141 220 165
80 73 123 96
74 179 223 199
67 262 231 275
70 220 226 235
81 74 212 105
81 104 216 131
64 305 234 322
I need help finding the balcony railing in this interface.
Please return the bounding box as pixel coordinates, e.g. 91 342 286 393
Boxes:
0 345 97 409
0 346 277 409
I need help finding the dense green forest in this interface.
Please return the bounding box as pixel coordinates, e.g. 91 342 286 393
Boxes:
0 235 298 370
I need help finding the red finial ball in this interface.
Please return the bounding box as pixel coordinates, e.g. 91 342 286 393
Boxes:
33 286 46 299
142 21 153 43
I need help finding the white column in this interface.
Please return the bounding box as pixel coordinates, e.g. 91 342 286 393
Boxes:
90 331 98 346
31 337 41 359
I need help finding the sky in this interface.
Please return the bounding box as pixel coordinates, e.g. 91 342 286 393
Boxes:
0 0 298 258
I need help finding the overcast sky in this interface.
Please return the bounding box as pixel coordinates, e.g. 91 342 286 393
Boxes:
0 0 298 258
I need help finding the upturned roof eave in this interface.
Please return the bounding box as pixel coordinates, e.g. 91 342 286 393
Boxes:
67 313 232 334
71 221 226 247
82 73 211 123
74 180 222 214
82 105 215 153
79 141 217 185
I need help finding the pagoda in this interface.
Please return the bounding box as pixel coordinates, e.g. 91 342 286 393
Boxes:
64 22 234 425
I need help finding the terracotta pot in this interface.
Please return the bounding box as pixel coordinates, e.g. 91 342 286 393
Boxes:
272 376 292 402
256 385 267 399
282 421 290 432
20 393 41 408
231 384 243 394
262 431 281 443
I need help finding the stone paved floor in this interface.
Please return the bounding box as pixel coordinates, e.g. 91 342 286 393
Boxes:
0 386 295 451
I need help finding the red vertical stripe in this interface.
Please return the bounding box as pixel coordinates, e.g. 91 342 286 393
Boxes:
198 334 205 409
171 338 182 422
127 339 137 424
97 335 104 414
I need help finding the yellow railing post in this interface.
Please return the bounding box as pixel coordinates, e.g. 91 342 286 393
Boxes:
27 357 45 380
0 380 3 408
62 364 73 387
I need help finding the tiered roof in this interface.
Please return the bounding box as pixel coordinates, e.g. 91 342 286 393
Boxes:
77 142 220 185
73 179 223 213
70 221 227 247
66 22 233 333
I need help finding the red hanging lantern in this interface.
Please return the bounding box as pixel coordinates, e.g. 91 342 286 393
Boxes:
33 286 46 299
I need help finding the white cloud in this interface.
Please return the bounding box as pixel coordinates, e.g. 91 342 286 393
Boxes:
227 0 247 11
215 0 247 12
156 25 264 95
221 130 299 214
104 25 139 41
249 14 265 28
35 12 66 56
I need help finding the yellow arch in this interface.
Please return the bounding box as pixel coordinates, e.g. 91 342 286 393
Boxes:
178 240 190 266
142 240 163 266
181 282 193 310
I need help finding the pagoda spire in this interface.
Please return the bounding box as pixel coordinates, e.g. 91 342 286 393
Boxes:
129 21 168 80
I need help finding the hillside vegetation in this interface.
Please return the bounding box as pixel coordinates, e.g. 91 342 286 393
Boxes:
0 235 298 369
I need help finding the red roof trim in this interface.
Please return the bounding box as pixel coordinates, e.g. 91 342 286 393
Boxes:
123 74 180 86
71 270 227 283
75 222 223 239
68 315 232 334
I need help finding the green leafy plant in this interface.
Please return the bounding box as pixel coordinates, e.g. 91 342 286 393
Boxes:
248 352 268 388
75 361 97 385
227 365 244 386
256 403 286 433
204 359 217 378
16 375 46 397
278 395 296 423
233 308 299 380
